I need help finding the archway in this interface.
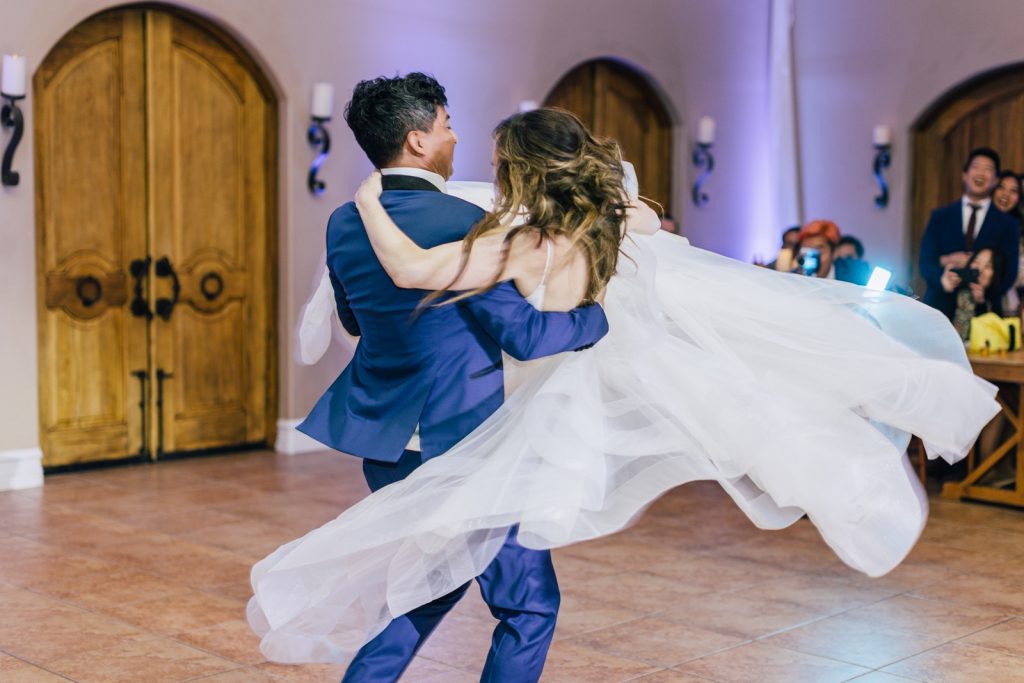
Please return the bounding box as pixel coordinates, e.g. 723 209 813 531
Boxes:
544 59 674 216
33 5 278 469
910 63 1024 288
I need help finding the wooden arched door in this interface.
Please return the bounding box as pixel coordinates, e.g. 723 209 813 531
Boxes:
544 59 673 215
911 65 1024 289
34 7 277 469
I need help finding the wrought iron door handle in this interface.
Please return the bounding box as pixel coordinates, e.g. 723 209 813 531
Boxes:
156 368 173 457
131 369 150 459
155 256 180 321
129 257 153 319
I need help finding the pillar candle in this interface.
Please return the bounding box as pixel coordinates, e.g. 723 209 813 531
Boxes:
311 83 334 119
1 55 26 98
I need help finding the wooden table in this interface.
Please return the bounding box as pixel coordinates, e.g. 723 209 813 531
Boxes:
942 350 1024 507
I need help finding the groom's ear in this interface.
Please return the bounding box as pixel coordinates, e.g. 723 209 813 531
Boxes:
405 129 428 158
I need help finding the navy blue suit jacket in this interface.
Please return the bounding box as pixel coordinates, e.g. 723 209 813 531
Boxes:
918 200 1019 316
298 175 609 462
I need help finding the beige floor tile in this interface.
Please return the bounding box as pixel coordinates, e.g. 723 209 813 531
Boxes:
98 586 246 636
840 594 1011 641
174 617 265 665
631 670 719 683
766 612 946 668
732 574 896 614
643 553 794 592
882 640 1024 683
0 652 73 682
541 641 660 682
570 570 709 613
184 668 275 683
910 572 1024 615
676 641 870 683
844 673 924 682
0 609 155 666
34 567 188 612
47 637 236 683
415 612 495 673
656 591 826 640
253 660 349 682
554 589 648 639
957 617 1024 658
569 617 743 667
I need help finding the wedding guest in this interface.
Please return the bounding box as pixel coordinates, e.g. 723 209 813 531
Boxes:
947 247 1005 341
764 226 801 269
991 170 1024 314
790 219 841 278
918 147 1019 319
833 235 873 286
992 170 1022 223
835 235 865 261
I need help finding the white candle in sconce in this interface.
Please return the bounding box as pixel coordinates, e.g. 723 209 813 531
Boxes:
697 116 715 145
873 125 892 146
311 83 334 119
1 54 27 98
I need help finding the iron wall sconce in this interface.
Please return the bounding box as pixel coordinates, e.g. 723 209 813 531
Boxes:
308 83 333 196
1 54 27 187
872 125 892 209
691 116 715 207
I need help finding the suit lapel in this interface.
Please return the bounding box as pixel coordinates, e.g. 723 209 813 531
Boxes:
974 207 1001 247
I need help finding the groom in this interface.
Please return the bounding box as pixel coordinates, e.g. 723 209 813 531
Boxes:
299 73 609 682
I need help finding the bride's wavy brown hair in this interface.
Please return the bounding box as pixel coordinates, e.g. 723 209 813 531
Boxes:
427 107 627 306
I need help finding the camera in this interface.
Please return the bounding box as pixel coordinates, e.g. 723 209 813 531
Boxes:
952 267 979 285
797 247 821 277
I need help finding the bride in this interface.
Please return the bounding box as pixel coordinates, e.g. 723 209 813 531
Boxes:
249 108 998 665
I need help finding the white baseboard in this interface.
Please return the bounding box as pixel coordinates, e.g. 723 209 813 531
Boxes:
0 447 44 491
275 418 328 455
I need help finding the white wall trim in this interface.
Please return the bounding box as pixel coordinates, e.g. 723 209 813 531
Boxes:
275 418 326 455
0 448 44 491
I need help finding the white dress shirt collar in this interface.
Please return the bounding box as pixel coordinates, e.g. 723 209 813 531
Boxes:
381 167 448 193
961 195 992 235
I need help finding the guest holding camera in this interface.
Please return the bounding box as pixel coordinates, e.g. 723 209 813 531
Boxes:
779 219 841 278
947 247 1006 342
919 148 1019 320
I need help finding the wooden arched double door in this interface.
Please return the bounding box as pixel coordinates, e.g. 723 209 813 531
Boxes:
34 8 277 469
544 59 673 215
911 64 1024 288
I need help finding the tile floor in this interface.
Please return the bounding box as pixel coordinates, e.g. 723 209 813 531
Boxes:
1 449 1022 682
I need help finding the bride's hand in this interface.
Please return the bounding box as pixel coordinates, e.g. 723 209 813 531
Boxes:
355 171 383 208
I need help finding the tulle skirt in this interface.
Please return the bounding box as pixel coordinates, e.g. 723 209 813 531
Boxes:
248 231 998 664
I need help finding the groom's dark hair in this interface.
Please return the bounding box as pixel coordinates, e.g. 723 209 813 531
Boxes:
344 73 449 168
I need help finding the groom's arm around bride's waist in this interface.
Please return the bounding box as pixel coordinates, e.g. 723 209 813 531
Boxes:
460 282 609 361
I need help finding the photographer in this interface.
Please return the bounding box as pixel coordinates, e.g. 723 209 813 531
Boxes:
779 220 841 278
945 247 1006 341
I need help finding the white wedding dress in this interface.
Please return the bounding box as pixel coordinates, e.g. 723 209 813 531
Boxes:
249 185 998 665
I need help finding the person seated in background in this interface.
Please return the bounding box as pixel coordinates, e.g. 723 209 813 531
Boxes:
835 235 864 261
763 225 801 269
776 219 841 278
947 247 1006 342
992 170 1023 314
833 234 872 285
918 147 1019 320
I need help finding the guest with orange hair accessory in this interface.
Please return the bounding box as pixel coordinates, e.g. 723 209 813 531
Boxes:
775 219 842 278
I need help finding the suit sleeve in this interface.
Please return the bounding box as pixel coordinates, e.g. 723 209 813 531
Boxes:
918 210 944 289
460 281 609 361
330 269 361 337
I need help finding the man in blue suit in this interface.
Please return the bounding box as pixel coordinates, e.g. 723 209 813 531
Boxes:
919 147 1019 319
298 73 609 683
